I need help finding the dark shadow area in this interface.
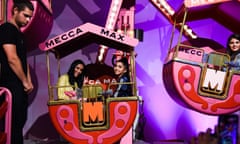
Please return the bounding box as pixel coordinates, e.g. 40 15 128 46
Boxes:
25 113 60 141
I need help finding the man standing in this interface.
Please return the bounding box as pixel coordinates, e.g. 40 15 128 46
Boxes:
0 1 34 143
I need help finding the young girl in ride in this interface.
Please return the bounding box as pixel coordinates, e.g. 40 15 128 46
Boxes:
113 57 133 97
57 59 85 100
225 33 240 71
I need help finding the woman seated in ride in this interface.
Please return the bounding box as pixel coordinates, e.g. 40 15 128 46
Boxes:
112 57 133 97
225 33 240 71
57 59 85 100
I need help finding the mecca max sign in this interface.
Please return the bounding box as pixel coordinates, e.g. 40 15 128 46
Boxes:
39 22 138 51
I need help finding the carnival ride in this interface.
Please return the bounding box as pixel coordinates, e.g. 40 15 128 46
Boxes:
39 0 141 143
0 0 53 144
150 0 240 115
39 23 139 144
1 0 240 143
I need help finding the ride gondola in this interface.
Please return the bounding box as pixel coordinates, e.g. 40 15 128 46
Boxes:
159 1 240 115
39 22 140 144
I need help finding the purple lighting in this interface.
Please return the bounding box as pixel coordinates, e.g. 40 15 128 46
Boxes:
22 0 240 143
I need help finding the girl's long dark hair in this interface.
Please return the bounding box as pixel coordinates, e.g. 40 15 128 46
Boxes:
116 57 133 96
226 33 240 61
117 57 130 80
67 59 85 88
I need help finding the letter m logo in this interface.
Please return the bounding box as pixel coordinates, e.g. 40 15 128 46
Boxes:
83 102 104 122
202 68 227 92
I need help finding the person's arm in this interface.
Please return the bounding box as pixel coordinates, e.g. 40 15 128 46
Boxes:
233 54 240 67
226 54 240 67
57 75 75 100
119 76 129 91
2 44 33 93
27 64 32 83
27 64 34 90
114 77 130 97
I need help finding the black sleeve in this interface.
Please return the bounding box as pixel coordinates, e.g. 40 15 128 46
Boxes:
0 23 17 45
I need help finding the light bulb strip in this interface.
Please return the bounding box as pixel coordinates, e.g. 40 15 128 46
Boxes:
150 0 198 39
97 0 123 63
184 0 231 8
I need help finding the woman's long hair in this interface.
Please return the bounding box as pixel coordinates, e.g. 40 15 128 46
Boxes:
116 57 133 96
116 57 130 79
226 33 240 61
67 59 85 88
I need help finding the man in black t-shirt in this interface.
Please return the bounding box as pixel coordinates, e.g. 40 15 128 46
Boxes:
0 1 34 144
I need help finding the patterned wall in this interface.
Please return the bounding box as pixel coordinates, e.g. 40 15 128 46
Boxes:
23 0 239 142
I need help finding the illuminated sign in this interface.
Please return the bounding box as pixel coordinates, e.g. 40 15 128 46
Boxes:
45 27 83 48
174 46 204 63
100 29 125 41
39 23 138 51
179 47 202 56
